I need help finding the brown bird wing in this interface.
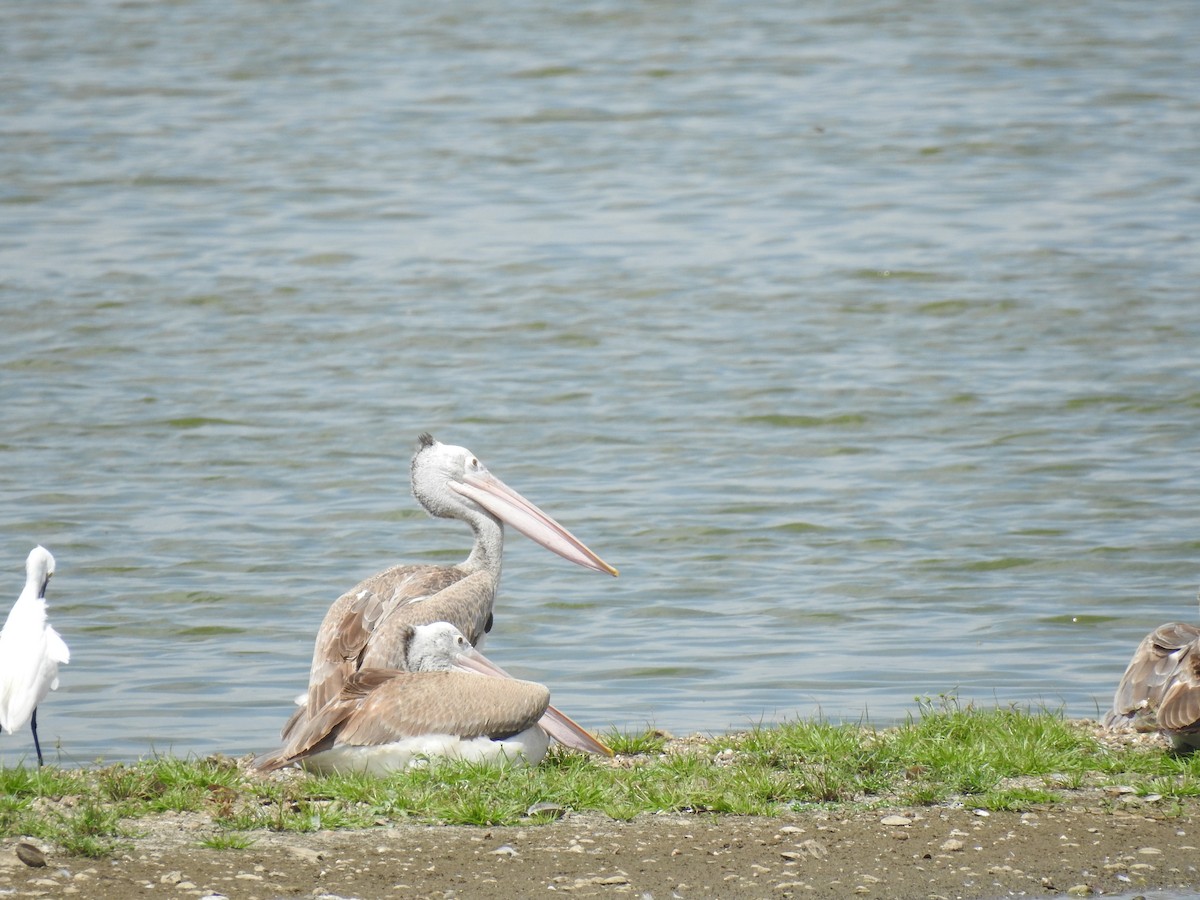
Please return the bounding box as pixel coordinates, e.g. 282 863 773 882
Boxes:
1106 622 1200 731
356 570 498 669
260 669 550 771
298 563 470 728
336 671 550 746
1158 637 1200 733
261 669 405 769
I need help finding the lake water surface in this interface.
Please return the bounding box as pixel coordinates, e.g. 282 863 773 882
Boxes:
2 0 1198 765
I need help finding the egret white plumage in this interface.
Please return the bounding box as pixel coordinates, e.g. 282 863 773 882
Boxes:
0 546 70 766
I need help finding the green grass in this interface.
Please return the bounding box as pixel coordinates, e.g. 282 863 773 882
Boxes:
199 832 257 850
603 727 669 755
5 699 1200 857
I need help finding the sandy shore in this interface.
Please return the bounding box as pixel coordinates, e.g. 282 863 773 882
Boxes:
3 725 1198 899
2 794 1198 899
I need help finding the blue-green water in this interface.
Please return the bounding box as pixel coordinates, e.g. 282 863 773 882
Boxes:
2 0 1198 765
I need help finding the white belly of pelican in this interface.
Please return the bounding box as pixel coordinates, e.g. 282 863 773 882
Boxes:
301 726 550 776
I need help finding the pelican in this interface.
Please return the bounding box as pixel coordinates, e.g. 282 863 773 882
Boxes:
1105 607 1200 750
257 622 612 774
289 433 617 738
0 546 70 767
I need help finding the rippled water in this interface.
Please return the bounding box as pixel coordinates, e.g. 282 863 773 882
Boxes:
1 0 1198 765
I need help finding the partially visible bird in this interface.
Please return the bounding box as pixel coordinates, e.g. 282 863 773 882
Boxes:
1105 595 1200 750
257 621 611 775
0 546 70 766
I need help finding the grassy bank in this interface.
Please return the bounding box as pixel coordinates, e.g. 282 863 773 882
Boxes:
2 699 1194 858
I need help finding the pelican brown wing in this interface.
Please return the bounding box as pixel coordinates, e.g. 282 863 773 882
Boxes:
336 671 550 746
1157 632 1200 734
356 571 497 667
1106 622 1200 731
298 563 477 725
259 669 550 772
259 669 401 770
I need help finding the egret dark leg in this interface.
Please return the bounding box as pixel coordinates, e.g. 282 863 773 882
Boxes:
31 707 44 767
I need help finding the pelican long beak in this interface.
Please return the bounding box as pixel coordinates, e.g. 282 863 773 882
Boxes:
452 648 613 756
451 471 619 576
452 646 517 679
539 704 614 757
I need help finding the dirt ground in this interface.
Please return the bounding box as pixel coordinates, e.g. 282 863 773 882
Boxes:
2 796 1199 900
4 726 1199 899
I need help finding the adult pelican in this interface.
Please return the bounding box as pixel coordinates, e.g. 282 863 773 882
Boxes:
1105 608 1200 750
258 622 611 774
0 546 70 766
292 434 618 733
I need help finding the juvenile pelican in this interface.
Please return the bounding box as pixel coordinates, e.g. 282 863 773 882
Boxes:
292 434 617 736
0 546 70 766
1105 608 1200 750
259 622 611 774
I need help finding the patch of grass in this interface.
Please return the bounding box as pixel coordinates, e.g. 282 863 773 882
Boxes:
975 787 1061 811
1139 773 1200 799
37 798 133 858
199 832 257 850
0 764 86 798
7 698 1200 858
603 727 669 755
875 696 1094 801
897 781 949 807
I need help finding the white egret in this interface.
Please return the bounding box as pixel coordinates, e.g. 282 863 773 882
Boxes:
0 546 70 766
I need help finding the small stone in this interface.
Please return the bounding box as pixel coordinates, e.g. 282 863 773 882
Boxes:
973 809 990 817
235 872 264 880
880 815 912 826
1066 886 1093 897
1137 847 1162 855
161 871 184 885
940 839 964 852
491 845 518 857
800 839 827 859
15 843 47 868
